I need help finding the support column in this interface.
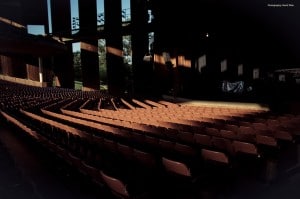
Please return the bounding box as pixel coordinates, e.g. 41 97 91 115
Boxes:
131 0 151 96
104 0 124 96
51 0 73 88
79 0 100 91
53 43 74 89
150 0 170 96
51 0 72 36
38 57 43 83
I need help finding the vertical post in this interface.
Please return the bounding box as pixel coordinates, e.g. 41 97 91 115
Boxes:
51 0 74 88
79 0 100 91
131 0 150 95
38 57 43 83
51 0 72 37
104 0 124 95
52 43 74 88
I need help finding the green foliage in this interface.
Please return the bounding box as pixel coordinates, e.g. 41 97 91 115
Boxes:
98 39 107 83
99 64 107 83
73 51 82 81
74 81 82 90
72 37 132 86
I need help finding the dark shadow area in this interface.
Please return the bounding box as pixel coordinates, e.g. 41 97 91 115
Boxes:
0 123 114 199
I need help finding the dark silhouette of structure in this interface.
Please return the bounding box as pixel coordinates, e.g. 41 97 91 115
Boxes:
1 0 299 101
1 1 300 198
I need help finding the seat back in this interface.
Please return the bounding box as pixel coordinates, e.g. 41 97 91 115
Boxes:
232 140 259 156
162 157 191 177
194 133 212 147
133 149 157 169
201 149 229 164
100 171 129 198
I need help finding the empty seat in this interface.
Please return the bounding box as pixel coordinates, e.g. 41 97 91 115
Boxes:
205 127 220 137
256 135 277 147
211 136 234 155
133 149 157 169
237 126 256 142
163 128 178 140
103 138 118 154
201 149 229 165
159 139 175 154
174 142 197 158
144 135 160 148
252 122 274 137
274 130 293 141
100 170 130 198
81 161 103 185
177 131 194 144
194 133 212 147
224 124 240 134
162 157 192 177
100 170 152 199
67 152 83 169
132 132 146 143
220 129 237 140
117 143 134 161
232 140 259 156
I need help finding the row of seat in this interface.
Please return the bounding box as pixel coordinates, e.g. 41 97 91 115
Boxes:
76 106 290 157
41 95 291 167
59 107 261 158
1 107 235 198
1 79 300 198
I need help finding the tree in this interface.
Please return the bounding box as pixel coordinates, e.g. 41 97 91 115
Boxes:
73 51 82 81
98 39 107 84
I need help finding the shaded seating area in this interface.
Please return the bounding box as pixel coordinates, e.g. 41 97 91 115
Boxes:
1 79 300 198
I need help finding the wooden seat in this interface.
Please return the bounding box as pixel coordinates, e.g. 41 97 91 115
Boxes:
193 133 212 147
67 152 83 169
117 143 134 161
162 157 191 177
274 130 293 142
81 161 103 185
103 138 118 154
256 135 277 147
201 149 229 165
177 131 194 144
159 139 175 154
211 136 234 155
144 135 160 148
237 126 256 142
174 142 197 157
133 149 157 169
224 124 240 134
100 170 152 199
205 127 220 137
220 129 237 140
100 170 130 198
232 140 259 156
